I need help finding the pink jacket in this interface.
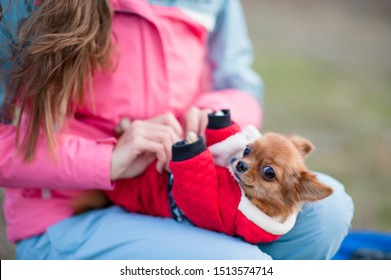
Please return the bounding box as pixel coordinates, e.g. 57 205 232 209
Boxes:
0 0 262 242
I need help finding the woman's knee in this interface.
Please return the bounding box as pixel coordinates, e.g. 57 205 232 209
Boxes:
122 216 272 260
301 173 354 259
314 172 354 233
258 172 354 259
22 206 271 260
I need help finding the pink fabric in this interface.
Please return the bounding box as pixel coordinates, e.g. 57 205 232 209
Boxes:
1 0 262 242
0 121 114 190
194 89 262 128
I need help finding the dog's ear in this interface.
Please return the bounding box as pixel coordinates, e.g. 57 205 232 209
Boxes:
289 135 314 157
298 171 333 202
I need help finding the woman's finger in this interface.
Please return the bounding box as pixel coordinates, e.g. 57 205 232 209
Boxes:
127 120 181 144
148 113 183 138
185 107 200 135
142 129 173 165
130 136 168 174
185 107 212 137
198 108 212 139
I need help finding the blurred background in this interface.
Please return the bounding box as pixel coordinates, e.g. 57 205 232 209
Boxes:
242 0 391 233
1 0 390 259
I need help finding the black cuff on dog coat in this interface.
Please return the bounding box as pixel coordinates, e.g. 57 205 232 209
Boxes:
207 109 232 129
172 136 206 162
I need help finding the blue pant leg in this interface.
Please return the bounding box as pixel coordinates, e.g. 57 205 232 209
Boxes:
17 206 271 260
258 172 354 260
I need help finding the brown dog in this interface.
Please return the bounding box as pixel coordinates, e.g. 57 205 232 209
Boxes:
230 132 333 222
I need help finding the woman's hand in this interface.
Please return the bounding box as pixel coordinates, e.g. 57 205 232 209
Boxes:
110 114 183 181
184 107 212 139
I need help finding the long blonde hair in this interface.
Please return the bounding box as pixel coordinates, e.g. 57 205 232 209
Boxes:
3 0 113 160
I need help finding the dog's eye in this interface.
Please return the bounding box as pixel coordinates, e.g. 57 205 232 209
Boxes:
262 166 276 180
243 146 251 157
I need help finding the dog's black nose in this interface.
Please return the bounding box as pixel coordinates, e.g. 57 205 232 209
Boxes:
236 161 248 173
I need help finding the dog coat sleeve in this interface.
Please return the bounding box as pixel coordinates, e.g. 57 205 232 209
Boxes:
170 137 225 231
104 164 172 218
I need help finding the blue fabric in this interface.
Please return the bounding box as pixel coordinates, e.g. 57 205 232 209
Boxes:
332 230 391 260
207 0 263 102
16 206 272 260
16 172 354 260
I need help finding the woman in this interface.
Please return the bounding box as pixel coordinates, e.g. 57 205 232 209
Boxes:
0 0 353 259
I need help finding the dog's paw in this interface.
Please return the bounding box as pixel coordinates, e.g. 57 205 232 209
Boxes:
185 131 198 144
212 110 225 116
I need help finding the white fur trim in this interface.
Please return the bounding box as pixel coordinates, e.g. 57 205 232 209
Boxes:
209 125 262 167
238 188 298 235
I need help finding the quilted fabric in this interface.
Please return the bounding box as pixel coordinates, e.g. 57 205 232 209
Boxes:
105 164 172 218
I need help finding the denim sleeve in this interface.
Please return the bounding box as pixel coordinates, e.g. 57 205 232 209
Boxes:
0 0 34 119
207 0 264 103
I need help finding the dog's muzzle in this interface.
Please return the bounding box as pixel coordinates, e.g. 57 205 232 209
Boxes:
236 160 248 173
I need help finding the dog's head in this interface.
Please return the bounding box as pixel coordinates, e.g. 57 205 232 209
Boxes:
231 132 333 220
